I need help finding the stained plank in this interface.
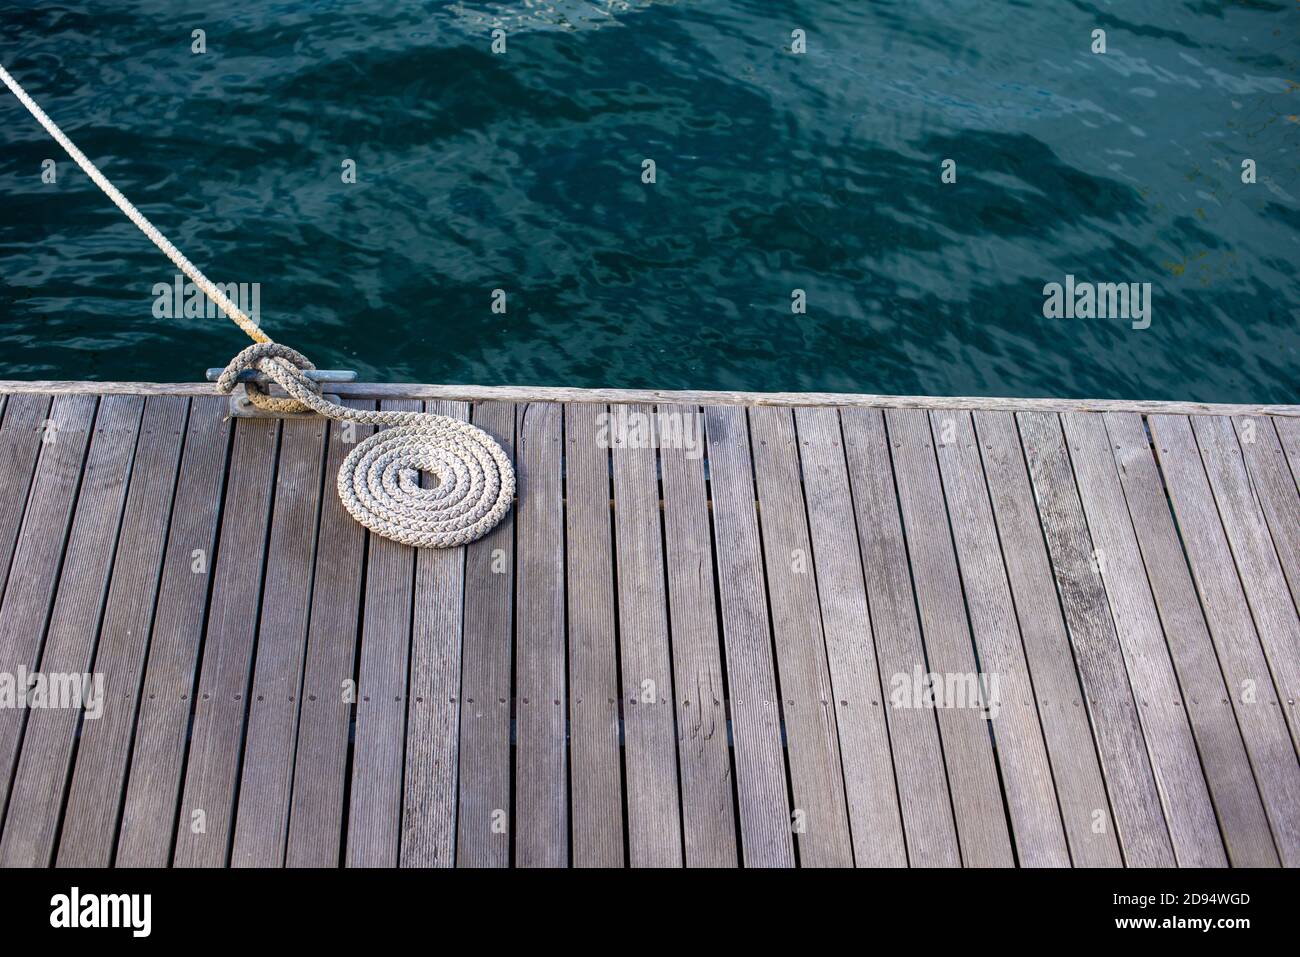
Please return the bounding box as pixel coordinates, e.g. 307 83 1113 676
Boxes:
284 401 373 867
794 407 904 866
1017 411 1175 866
748 406 852 866
1060 412 1225 867
455 402 516 867
29 397 186 867
229 415 328 866
659 403 738 867
703 405 794 867
563 403 624 867
0 394 97 827
0 395 145 866
931 409 1069 866
345 399 420 867
113 398 231 866
839 407 960 866
885 407 1013 867
608 404 683 866
972 410 1120 866
400 400 470 867
1105 412 1284 866
170 416 280 867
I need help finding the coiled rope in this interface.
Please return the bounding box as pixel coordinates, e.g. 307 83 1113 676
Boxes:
1 63 514 548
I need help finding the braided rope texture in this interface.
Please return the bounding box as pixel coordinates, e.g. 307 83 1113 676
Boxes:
218 345 515 548
2 63 515 548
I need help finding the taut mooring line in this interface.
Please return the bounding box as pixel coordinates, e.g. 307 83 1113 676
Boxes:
1 63 514 547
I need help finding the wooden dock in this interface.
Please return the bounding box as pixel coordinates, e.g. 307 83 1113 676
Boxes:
0 380 1296 868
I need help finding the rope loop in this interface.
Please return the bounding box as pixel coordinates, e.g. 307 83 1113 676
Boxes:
216 341 322 414
215 339 515 548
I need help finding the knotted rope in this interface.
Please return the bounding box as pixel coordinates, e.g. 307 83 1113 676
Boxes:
1 63 514 548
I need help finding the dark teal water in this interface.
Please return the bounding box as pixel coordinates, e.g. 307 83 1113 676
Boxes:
1 1 1296 402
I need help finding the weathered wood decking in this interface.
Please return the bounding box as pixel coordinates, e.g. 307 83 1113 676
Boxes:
0 381 1296 868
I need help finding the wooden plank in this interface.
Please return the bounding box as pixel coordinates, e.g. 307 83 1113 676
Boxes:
1234 417 1300 613
170 416 280 867
455 402 516 867
839 407 960 867
748 406 853 866
563 403 624 867
4 378 1297 419
1183 415 1300 750
0 395 144 866
284 401 373 867
29 397 186 867
1017 411 1175 866
610 404 683 867
399 400 471 867
229 415 328 866
659 403 737 867
1106 412 1286 866
0 394 97 826
1148 414 1300 863
345 399 420 867
0 393 51 601
1276 417 1300 491
512 402 569 867
1060 412 1226 866
884 408 1013 867
972 410 1120 866
112 397 231 866
930 409 1069 866
793 407 904 866
703 405 794 867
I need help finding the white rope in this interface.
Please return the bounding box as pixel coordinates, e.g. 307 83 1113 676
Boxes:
1 63 515 548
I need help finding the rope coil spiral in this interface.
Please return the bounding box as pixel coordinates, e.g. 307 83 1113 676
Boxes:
2 63 515 548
